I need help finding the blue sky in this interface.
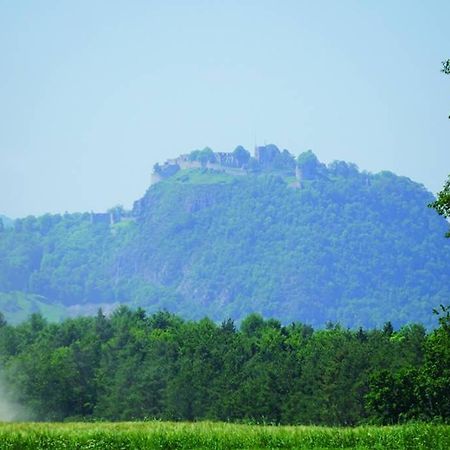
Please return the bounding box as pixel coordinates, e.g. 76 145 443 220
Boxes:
1 0 449 217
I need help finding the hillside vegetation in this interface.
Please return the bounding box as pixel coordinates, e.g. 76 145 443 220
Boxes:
0 215 13 229
0 148 449 328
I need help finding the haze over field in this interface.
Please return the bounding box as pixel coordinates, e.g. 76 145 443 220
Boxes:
1 1 450 217
0 379 21 422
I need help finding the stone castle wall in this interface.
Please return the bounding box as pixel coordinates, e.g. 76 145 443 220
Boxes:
152 145 298 184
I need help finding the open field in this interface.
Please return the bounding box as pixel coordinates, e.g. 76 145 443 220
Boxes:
0 421 449 449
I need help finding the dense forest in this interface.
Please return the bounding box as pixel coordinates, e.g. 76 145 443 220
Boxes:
1 149 449 328
0 306 449 425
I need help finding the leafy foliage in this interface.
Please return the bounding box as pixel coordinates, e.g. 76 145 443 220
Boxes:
0 308 448 425
0 215 13 230
429 175 450 237
366 306 450 423
189 147 216 164
442 59 450 75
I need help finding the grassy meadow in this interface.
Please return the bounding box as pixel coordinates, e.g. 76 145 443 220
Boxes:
0 421 449 449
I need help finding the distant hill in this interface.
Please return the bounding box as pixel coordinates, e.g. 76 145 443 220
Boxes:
0 214 13 229
0 145 449 328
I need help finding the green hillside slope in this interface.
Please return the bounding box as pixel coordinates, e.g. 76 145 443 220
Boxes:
0 291 66 325
0 149 448 328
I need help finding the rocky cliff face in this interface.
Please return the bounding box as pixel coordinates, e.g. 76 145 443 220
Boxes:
119 160 450 328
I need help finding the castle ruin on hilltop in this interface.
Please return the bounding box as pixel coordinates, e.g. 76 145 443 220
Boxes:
93 146 344 223
150 144 317 185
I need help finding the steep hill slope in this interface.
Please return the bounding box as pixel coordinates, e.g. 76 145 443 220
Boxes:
0 149 449 328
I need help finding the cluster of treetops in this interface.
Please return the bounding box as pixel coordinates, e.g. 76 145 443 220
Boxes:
0 306 448 425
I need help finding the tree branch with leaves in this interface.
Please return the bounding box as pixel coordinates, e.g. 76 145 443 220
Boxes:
442 59 450 75
429 61 450 236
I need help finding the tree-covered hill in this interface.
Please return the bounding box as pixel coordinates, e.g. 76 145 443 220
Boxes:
0 148 449 328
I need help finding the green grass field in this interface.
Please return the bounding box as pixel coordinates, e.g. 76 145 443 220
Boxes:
168 168 237 185
0 421 449 449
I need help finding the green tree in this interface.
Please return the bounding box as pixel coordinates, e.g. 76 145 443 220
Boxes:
429 176 450 237
296 150 321 180
233 145 250 166
420 305 450 419
189 147 216 165
428 60 450 235
442 59 450 75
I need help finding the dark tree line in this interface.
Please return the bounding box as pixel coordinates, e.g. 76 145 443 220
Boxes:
0 308 448 425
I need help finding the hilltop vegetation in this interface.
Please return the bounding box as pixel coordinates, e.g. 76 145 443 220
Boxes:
0 147 449 328
0 215 13 230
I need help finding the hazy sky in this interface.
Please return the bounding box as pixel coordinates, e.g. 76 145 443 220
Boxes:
1 0 449 218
